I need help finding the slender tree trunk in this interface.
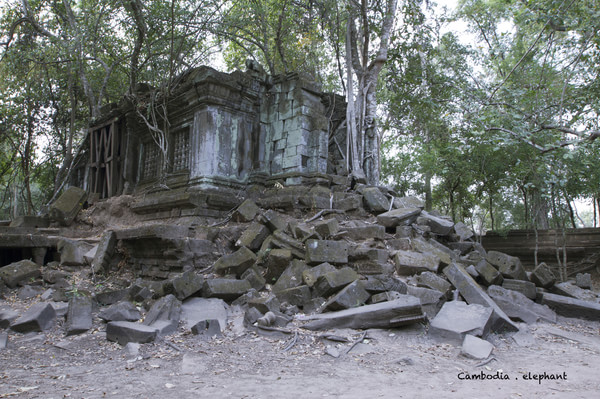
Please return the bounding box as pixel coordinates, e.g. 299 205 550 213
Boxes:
489 194 495 231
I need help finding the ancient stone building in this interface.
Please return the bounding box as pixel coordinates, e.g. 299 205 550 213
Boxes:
72 65 347 207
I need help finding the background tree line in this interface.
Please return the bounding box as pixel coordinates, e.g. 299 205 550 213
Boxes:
1 0 598 234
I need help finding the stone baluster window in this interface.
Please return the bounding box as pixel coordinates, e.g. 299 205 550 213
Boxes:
172 130 190 172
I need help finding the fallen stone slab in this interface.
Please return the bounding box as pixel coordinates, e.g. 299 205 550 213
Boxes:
443 263 519 332
275 285 312 308
551 282 598 302
98 301 141 322
502 279 537 300
65 296 93 336
415 271 452 297
475 260 503 287
376 208 421 228
324 280 370 311
429 301 493 345
530 263 556 289
106 321 158 345
461 334 494 360
394 250 440 275
412 238 456 266
487 285 556 324
191 319 222 338
313 267 359 297
301 296 425 330
454 222 474 241
260 209 288 232
576 273 592 289
143 294 182 327
9 215 49 228
264 248 292 281
247 295 281 314
0 309 19 328
57 238 94 266
0 260 41 288
232 199 260 222
94 289 129 306
236 222 270 251
362 187 390 214
305 239 349 265
343 223 385 241
181 297 228 331
302 262 337 288
541 292 600 321
419 211 454 235
393 196 425 210
49 186 87 226
272 259 309 292
241 266 266 291
214 247 257 277
11 303 56 333
168 270 205 300
363 275 407 294
17 285 44 300
268 230 305 259
369 291 404 304
202 279 251 301
313 218 339 239
486 251 528 281
407 286 445 318
91 230 116 274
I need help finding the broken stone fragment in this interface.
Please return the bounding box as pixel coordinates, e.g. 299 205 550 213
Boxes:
529 262 556 288
394 250 441 275
213 246 257 277
0 309 19 329
270 230 305 259
575 273 592 289
406 286 446 318
475 260 504 287
181 297 228 331
143 294 182 328
541 292 600 321
65 296 93 336
323 280 370 311
332 192 363 211
49 186 87 226
487 285 556 324
419 211 454 236
106 321 158 345
313 267 359 297
461 334 494 360
486 251 528 281
551 281 598 302
0 260 41 288
429 301 493 345
415 271 452 297
301 296 425 330
247 295 280 314
393 196 425 210
369 291 404 304
312 218 339 239
343 223 386 241
376 208 421 228
94 289 130 306
98 301 141 322
453 222 474 242
412 238 456 266
191 319 222 338
502 279 537 300
241 266 266 291
302 262 337 288
11 303 56 333
232 199 260 222
57 238 95 266
167 270 205 300
263 248 292 281
305 239 349 265
202 278 251 301
272 260 309 292
362 275 407 294
260 209 288 232
362 187 390 214
236 222 270 250
0 332 7 349
91 230 116 275
275 285 312 308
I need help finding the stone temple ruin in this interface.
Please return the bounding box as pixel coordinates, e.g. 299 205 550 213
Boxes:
1 65 600 357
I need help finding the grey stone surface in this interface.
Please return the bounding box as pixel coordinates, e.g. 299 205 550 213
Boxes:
575 273 592 289
275 285 312 307
443 263 519 332
313 267 359 297
551 282 597 302
181 297 228 331
98 301 141 322
362 187 390 213
461 334 494 359
369 291 404 304
264 248 292 281
94 289 129 306
324 280 370 311
191 319 222 338
419 211 454 235
202 279 251 301
393 196 425 210
394 250 440 275
241 266 266 291
232 199 260 222
502 279 537 300
49 186 87 226
273 260 309 292
363 275 407 294
169 270 205 300
0 332 7 349
260 209 288 232
0 309 19 328
429 301 493 345
0 260 41 288
415 271 452 296
343 223 386 241
486 251 528 281
106 321 158 345
66 296 93 336
475 260 504 286
301 296 425 330
305 239 349 265
57 238 94 266
91 230 116 274
454 222 474 241
236 222 270 251
406 286 445 318
247 295 280 314
214 247 257 276
17 285 45 300
376 208 421 228
313 218 339 239
143 294 182 327
541 292 600 321
302 262 337 288
11 303 56 333
487 285 556 324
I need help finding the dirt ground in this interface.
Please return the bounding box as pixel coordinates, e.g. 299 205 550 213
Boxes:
2 293 600 399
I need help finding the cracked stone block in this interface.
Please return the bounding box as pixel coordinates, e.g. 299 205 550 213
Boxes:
376 208 421 228
260 209 288 232
324 280 370 311
362 187 390 214
49 186 87 226
575 273 592 289
106 321 158 345
344 224 385 241
98 301 141 322
57 238 94 266
236 222 270 251
363 275 407 294
429 301 493 345
412 238 457 266
502 279 537 300
214 247 257 277
305 239 349 265
232 199 260 222
313 267 359 297
273 260 309 292
264 249 292 281
419 211 454 236
191 319 222 338
241 266 266 291
66 296 93 336
313 218 339 239
0 309 19 329
475 260 504 287
551 282 597 302
275 285 312 307
202 279 251 301
302 262 337 288
0 260 41 288
168 270 205 300
394 250 440 275
461 335 493 360
247 295 280 314
486 251 528 281
91 230 116 274
181 297 228 331
487 285 556 324
407 285 446 318
11 303 56 333
454 222 474 241
541 292 600 321
143 294 181 328
415 272 452 296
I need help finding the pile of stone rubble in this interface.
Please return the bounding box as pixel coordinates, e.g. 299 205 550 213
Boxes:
1 184 599 359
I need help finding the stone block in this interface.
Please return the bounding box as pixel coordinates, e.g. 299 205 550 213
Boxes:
419 211 454 236
191 319 222 338
301 296 425 330
91 230 116 274
49 186 87 226
363 275 407 294
264 248 292 281
232 199 260 222
487 285 556 324
412 238 456 266
0 260 41 288
236 222 270 250
454 222 474 241
415 272 452 296
395 226 413 238
541 292 600 321
376 208 421 228
181 297 228 331
17 285 44 300
143 294 182 327
9 215 49 228
106 321 158 345
313 267 359 297
260 209 288 232
429 301 493 345
273 260 309 292
551 282 597 302
290 222 317 241
214 247 257 277
305 239 348 265
11 303 56 333
202 278 251 301
461 335 493 360
57 238 94 266
324 280 370 311
394 250 440 275
333 193 362 211
270 230 305 259
241 266 266 291
362 187 390 214
247 295 281 314
502 279 537 300
302 262 337 287
442 263 519 332
475 260 503 286
393 196 424 209
486 251 528 281
370 291 404 304
344 224 386 241
0 309 19 329
169 270 205 300
275 285 312 307
94 289 129 306
66 296 93 336
576 273 592 289
313 218 339 239
98 301 141 322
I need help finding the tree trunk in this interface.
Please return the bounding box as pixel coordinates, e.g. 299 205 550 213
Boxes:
489 194 495 231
